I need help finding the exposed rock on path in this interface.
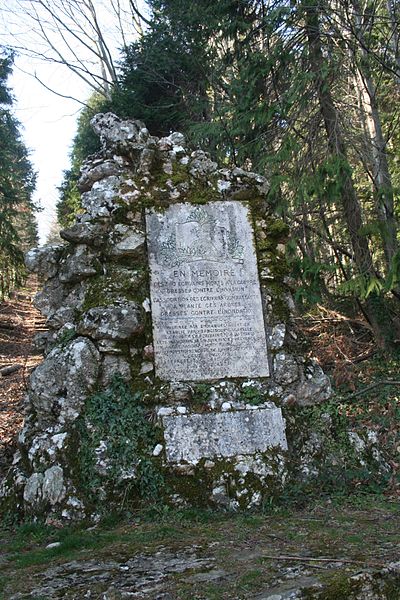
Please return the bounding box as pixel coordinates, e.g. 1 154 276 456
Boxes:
1 500 399 599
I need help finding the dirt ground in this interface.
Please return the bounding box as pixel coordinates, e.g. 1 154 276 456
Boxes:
1 498 399 599
0 277 44 476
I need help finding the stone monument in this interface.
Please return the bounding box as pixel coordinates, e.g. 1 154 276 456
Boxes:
1 112 356 522
146 201 269 380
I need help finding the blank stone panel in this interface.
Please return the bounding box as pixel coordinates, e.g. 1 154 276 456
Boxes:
162 408 287 463
146 201 269 381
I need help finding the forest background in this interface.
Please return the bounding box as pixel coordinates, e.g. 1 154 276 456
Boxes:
1 0 400 352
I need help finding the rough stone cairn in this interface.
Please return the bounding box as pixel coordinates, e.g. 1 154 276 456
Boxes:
1 113 387 523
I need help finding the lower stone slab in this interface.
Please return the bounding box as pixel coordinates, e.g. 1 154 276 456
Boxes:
162 408 287 464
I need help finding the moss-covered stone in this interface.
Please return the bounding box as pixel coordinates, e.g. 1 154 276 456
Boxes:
70 377 165 515
80 266 147 312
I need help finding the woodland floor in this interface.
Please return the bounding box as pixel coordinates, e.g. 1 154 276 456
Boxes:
1 497 400 599
0 277 43 478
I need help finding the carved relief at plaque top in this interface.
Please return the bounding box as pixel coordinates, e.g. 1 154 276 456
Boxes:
158 206 245 267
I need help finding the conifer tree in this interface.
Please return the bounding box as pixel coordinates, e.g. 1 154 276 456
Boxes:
0 50 37 299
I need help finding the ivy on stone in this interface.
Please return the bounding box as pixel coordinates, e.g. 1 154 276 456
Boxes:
76 375 164 507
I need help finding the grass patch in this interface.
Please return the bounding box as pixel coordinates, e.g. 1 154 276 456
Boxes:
2 522 55 553
0 495 399 599
0 508 228 572
237 568 264 591
6 529 122 569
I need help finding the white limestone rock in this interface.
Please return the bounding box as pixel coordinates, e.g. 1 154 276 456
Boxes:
28 432 68 468
157 407 174 417
210 484 230 507
78 301 144 341
189 150 218 177
142 297 151 312
23 473 44 506
152 444 163 457
295 363 332 406
230 167 270 195
217 179 231 193
90 113 149 152
46 307 76 329
97 339 123 354
34 282 87 336
170 132 186 145
33 278 68 318
138 147 155 174
107 224 145 257
100 355 131 386
60 222 108 246
32 331 52 353
59 245 101 283
81 175 122 219
167 382 192 403
273 352 299 385
268 324 286 350
139 361 154 375
46 542 61 549
42 466 66 505
30 337 100 424
143 344 154 360
25 245 64 279
78 158 123 192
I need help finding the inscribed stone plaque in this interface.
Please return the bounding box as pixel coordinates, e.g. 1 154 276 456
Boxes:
146 201 269 381
162 408 287 463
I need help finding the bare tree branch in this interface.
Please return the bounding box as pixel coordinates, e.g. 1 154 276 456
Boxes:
32 70 90 106
0 0 147 101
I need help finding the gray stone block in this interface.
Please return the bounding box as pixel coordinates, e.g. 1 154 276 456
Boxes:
162 407 287 463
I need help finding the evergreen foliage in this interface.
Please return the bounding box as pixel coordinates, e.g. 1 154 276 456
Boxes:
0 50 37 299
58 0 400 348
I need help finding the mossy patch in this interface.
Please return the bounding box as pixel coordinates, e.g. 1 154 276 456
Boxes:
80 265 147 312
240 385 264 405
281 400 391 508
191 383 213 406
73 376 164 513
153 162 188 188
253 214 292 321
2 497 399 599
57 327 77 347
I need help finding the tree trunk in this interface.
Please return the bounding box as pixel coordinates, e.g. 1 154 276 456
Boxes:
303 0 399 347
352 0 398 269
386 0 400 87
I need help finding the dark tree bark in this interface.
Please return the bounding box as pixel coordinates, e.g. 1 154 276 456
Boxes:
303 0 400 347
351 0 398 270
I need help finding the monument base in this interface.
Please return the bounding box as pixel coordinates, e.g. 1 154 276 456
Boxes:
158 403 287 510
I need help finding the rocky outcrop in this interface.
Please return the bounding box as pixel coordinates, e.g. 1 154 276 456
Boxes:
77 302 144 340
2 112 388 524
30 337 100 425
25 245 63 279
